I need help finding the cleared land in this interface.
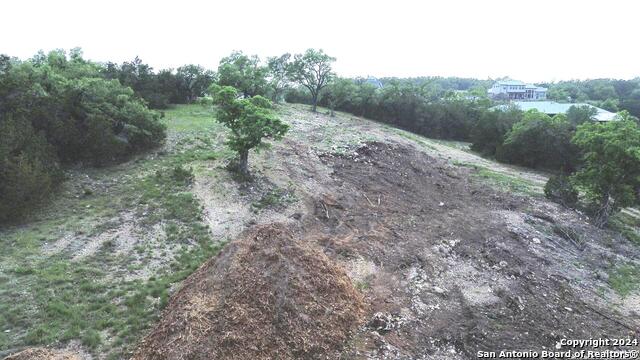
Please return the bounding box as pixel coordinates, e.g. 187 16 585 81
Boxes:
2 104 640 359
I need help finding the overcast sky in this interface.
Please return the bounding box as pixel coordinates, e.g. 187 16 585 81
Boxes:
2 0 638 83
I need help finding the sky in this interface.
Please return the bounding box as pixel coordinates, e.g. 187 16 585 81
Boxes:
2 0 638 83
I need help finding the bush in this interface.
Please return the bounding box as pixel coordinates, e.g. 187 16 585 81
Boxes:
0 50 167 222
0 51 166 166
544 175 578 208
171 165 194 185
0 115 63 222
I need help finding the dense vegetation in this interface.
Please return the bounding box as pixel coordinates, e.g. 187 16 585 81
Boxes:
0 50 167 221
542 79 640 117
102 58 215 109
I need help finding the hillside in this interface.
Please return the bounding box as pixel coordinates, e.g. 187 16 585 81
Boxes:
2 104 639 359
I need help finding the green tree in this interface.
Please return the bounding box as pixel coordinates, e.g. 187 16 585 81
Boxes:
288 49 335 112
210 85 289 176
470 106 522 156
217 51 268 98
176 64 215 103
566 105 597 127
499 111 579 171
323 78 356 116
266 53 291 103
571 112 640 227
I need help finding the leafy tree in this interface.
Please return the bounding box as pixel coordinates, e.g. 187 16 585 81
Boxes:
566 105 597 127
571 112 640 227
175 64 215 103
217 51 268 98
288 49 335 112
210 85 289 176
266 53 291 103
499 111 579 171
323 78 356 116
470 106 523 156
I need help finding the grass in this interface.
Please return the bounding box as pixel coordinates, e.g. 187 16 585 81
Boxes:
251 186 297 212
608 264 640 297
0 104 227 358
609 212 640 245
453 161 540 196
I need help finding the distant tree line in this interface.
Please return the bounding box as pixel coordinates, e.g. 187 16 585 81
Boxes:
285 74 640 227
541 79 640 118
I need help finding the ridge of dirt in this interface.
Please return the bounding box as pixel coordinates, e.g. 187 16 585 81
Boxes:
131 223 365 360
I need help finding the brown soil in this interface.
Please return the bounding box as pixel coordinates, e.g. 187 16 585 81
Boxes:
307 141 638 358
134 132 639 359
131 224 365 360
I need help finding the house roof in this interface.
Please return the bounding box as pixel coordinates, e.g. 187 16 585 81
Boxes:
492 101 618 122
497 80 526 86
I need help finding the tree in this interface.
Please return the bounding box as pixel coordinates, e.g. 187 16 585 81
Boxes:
176 64 215 103
288 49 335 112
566 105 597 127
217 51 268 98
470 106 522 156
499 111 579 171
323 78 356 116
266 53 291 103
210 85 289 176
571 112 640 227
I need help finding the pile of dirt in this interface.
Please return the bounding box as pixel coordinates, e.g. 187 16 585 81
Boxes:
132 224 365 360
3 348 80 360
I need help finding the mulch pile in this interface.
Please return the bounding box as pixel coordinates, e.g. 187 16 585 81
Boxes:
132 224 365 360
3 348 80 360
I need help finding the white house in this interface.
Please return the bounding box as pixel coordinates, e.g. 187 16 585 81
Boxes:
488 80 547 100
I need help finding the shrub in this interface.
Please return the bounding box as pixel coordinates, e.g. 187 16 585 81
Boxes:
0 50 167 222
171 165 194 185
0 115 63 222
544 175 578 208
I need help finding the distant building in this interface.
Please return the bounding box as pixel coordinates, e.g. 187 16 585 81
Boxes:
488 80 547 100
493 101 618 122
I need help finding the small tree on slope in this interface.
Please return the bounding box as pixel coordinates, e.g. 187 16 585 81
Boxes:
571 111 640 227
211 85 289 176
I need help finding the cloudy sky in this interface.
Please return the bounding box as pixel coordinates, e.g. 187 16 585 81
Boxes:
2 0 638 82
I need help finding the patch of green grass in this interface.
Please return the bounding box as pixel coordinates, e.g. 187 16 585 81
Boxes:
609 264 640 297
393 130 437 150
609 213 640 245
454 162 539 196
251 187 297 212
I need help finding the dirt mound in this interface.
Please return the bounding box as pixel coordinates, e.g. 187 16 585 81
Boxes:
132 224 365 360
3 348 80 360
